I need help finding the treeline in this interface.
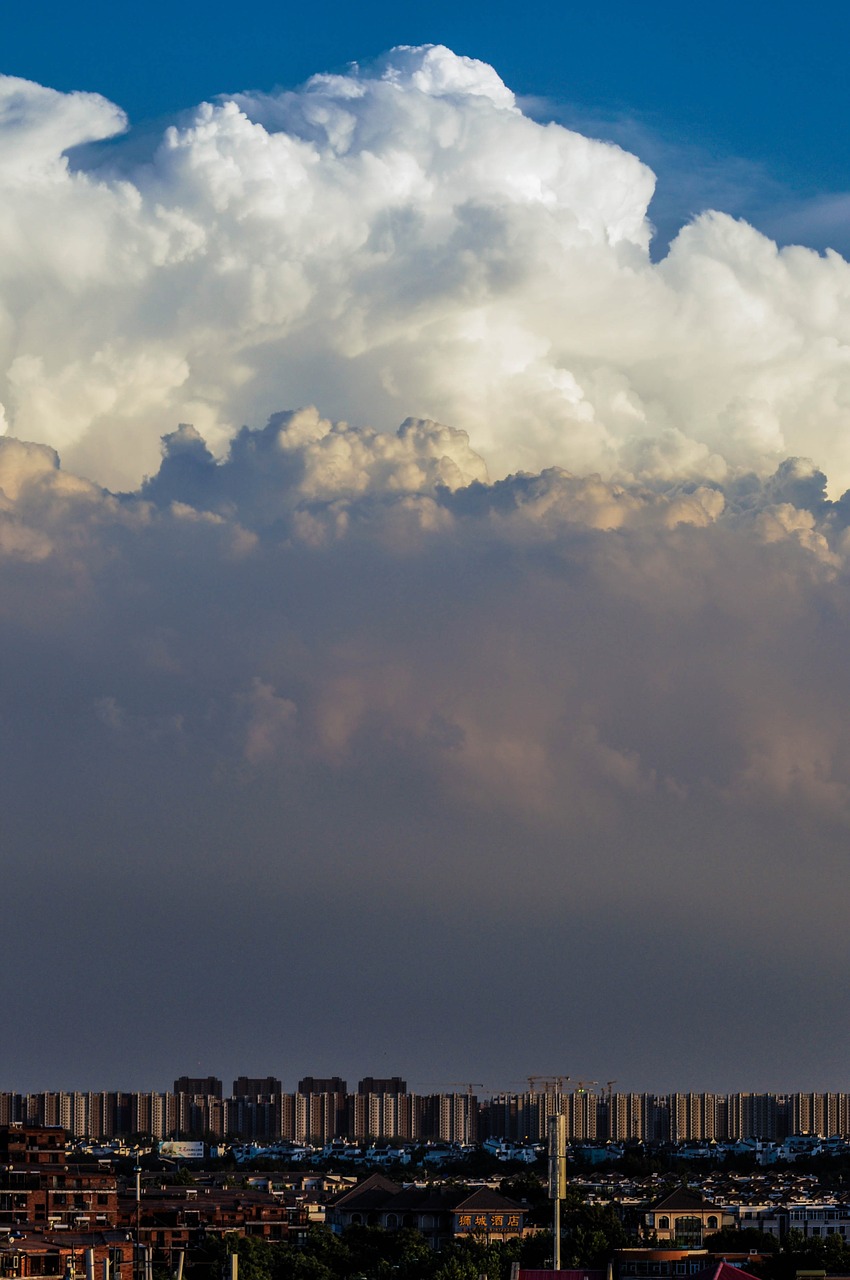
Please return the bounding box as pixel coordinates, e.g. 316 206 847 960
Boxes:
190 1228 551 1280
186 1194 633 1280
706 1229 850 1280
184 1216 850 1280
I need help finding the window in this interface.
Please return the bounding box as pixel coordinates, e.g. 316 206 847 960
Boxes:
674 1217 703 1246
658 1217 670 1230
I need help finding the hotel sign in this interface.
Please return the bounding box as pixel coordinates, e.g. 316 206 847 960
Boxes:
455 1211 523 1233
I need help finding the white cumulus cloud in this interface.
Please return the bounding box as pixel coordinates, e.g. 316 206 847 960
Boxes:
3 46 850 494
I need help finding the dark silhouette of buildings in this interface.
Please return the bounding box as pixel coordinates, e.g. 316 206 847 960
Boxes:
173 1076 222 1098
233 1077 282 1096
297 1077 347 1094
358 1077 407 1094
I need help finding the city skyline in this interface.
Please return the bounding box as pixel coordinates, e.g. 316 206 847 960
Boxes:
6 1080 850 1146
2 7 850 1090
7 1075 850 1106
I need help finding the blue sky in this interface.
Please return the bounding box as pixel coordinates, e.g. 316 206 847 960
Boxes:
5 0 850 193
7 0 850 267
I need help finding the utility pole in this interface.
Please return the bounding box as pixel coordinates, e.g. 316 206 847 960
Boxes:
134 1160 141 1280
548 1114 566 1272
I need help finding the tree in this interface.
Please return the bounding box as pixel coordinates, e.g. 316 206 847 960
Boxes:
704 1228 778 1255
560 1197 629 1267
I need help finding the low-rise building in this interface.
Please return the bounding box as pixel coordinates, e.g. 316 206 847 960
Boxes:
646 1192 733 1246
326 1173 526 1249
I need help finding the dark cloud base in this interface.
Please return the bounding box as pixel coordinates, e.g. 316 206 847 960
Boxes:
0 416 848 1091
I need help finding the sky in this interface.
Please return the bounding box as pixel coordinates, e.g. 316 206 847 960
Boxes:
2 1 850 1098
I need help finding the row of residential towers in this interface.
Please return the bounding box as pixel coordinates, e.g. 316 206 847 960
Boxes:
2 1078 849 1145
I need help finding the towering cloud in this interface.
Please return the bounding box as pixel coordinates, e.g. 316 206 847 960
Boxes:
2 46 850 492
2 48 850 1089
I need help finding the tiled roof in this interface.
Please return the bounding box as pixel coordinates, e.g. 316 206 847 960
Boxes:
329 1173 399 1206
653 1190 719 1212
329 1175 522 1216
455 1188 524 1213
692 1263 762 1280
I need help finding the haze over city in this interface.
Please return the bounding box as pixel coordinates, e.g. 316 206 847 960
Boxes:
2 1 850 1093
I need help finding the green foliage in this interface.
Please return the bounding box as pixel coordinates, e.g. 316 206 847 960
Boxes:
703 1228 779 1255
193 1225 443 1280
498 1172 549 1227
498 1172 547 1206
188 1206 630 1280
431 1254 480 1280
759 1226 850 1280
559 1197 629 1267
432 1234 523 1280
518 1233 551 1270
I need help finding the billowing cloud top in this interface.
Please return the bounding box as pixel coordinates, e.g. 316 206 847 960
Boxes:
3 45 850 495
0 76 125 180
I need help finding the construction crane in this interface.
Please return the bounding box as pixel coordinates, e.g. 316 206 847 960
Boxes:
421 1081 486 1098
573 1078 599 1094
526 1075 571 1093
447 1081 484 1099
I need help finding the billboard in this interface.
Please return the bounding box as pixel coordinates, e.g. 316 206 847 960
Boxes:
158 1141 205 1160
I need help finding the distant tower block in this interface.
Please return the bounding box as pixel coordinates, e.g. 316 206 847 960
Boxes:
232 1077 282 1097
173 1076 223 1098
298 1076 347 1095
357 1077 407 1095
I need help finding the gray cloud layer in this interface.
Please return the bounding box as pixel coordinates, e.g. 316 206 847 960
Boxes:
1 415 849 1089
2 47 850 1090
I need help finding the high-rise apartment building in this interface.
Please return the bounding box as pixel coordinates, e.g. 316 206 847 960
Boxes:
233 1077 282 1097
173 1076 222 1098
422 1092 477 1144
357 1077 407 1095
669 1093 723 1142
294 1090 348 1144
297 1077 346 1095
4 1080 850 1145
351 1091 418 1140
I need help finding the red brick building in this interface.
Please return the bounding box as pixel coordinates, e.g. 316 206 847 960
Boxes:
0 1231 132 1279
0 1128 117 1232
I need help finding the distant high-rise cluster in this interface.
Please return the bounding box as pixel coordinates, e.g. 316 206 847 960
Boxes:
1 1081 847 1145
